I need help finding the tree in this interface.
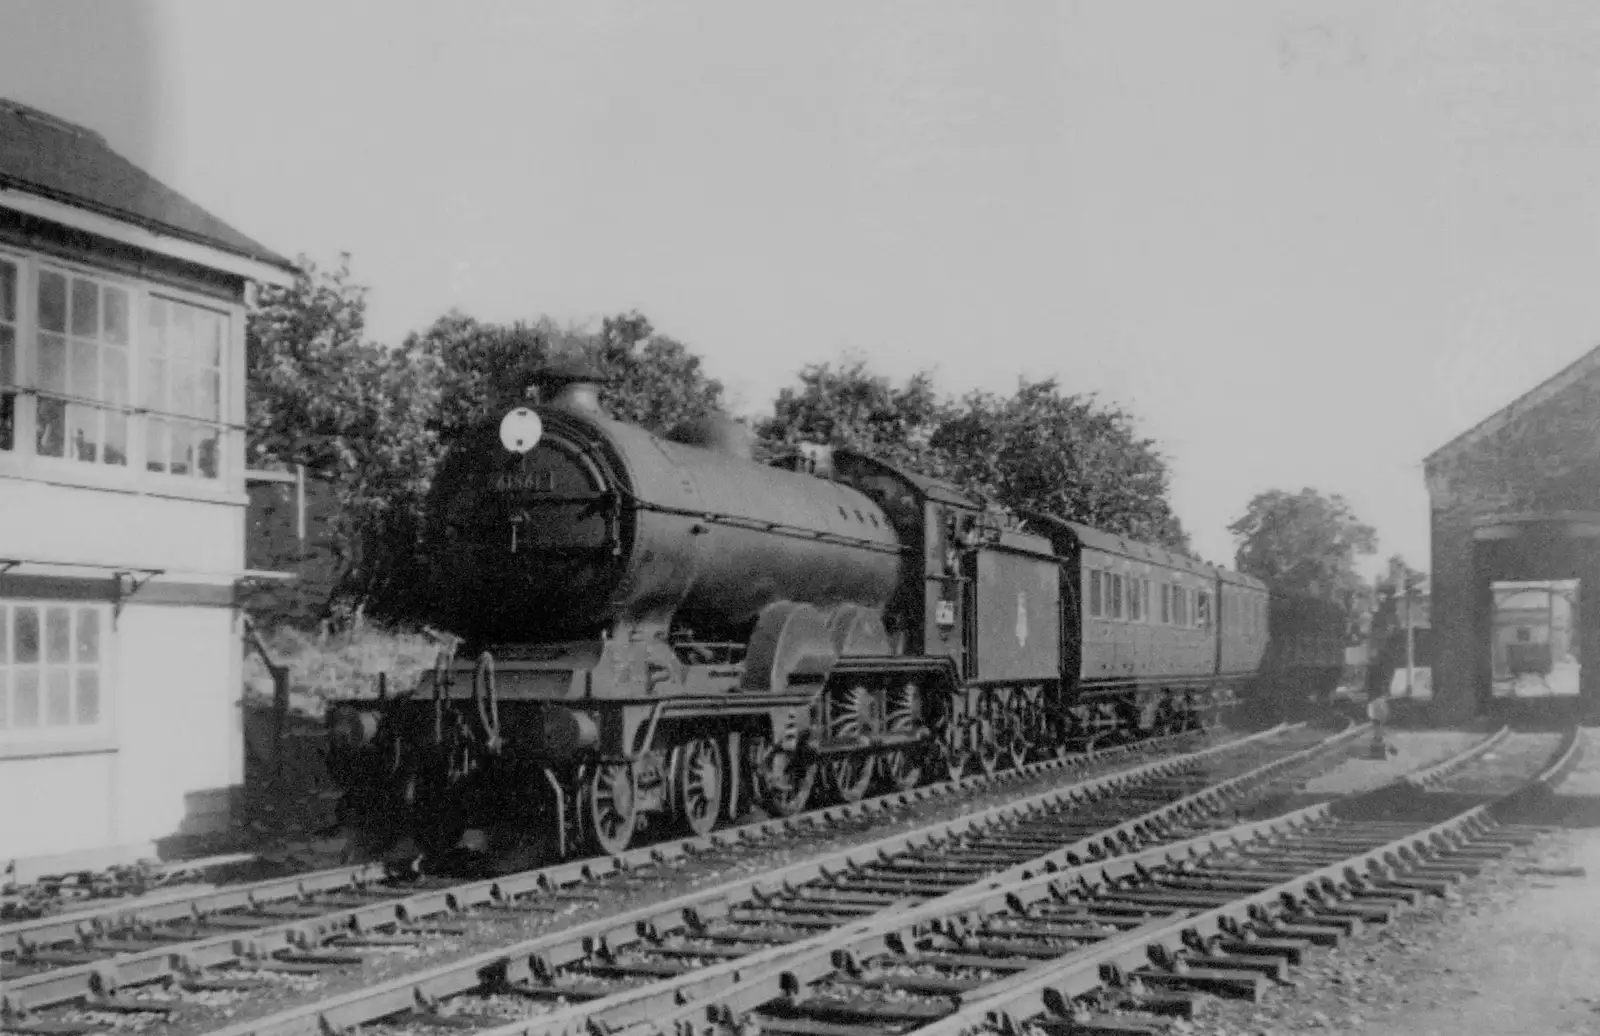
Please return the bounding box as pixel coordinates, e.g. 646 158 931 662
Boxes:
407 309 724 441
591 312 726 432
1228 488 1378 604
758 357 954 472
934 380 1190 552
760 358 1190 552
246 255 440 615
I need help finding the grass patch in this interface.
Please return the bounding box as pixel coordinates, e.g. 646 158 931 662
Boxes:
243 621 441 718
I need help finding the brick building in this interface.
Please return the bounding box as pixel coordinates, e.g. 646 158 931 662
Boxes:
1423 344 1600 723
0 98 296 876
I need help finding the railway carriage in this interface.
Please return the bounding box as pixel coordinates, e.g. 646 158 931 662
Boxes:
323 372 1314 861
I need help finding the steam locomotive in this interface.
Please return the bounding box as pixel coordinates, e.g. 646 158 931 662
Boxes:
324 370 1341 859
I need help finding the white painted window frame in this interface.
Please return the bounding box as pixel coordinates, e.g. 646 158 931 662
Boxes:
0 244 245 503
0 598 115 750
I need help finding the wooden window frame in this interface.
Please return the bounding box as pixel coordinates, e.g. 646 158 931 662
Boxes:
0 599 113 750
0 247 241 499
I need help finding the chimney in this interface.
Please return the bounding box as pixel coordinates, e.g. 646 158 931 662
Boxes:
533 357 608 418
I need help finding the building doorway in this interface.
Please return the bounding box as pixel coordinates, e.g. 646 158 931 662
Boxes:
1489 579 1580 699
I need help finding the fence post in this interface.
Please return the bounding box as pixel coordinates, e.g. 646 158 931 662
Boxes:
243 615 291 785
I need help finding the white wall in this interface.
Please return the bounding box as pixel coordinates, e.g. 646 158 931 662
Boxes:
0 478 243 574
113 604 242 841
0 751 117 858
0 601 242 862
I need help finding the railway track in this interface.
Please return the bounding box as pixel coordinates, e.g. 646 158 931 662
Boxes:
0 723 1357 1034
617 725 1580 1036
0 726 1224 973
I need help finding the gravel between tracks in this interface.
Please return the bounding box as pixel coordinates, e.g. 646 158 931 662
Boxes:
1126 727 1600 1036
1229 729 1487 822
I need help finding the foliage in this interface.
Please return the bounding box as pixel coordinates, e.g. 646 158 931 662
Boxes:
759 359 1190 552
242 618 441 715
250 269 726 620
934 380 1190 551
406 309 725 441
1228 488 1378 607
246 255 440 609
758 357 954 473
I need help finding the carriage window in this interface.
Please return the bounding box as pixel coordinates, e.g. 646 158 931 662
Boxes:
1160 584 1171 624
1109 574 1124 619
1197 591 1212 629
1174 588 1188 627
1129 577 1143 621
1087 570 1103 617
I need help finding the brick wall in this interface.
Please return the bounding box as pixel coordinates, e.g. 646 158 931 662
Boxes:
1425 361 1600 721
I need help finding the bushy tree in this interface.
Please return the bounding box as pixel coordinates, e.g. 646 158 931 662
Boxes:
758 358 953 473
934 380 1190 551
1228 488 1378 604
760 359 1189 552
407 309 724 441
246 255 440 613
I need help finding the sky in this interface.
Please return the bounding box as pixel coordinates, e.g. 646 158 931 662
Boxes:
3 0 1599 574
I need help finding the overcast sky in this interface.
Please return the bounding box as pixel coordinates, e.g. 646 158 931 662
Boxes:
4 0 1599 573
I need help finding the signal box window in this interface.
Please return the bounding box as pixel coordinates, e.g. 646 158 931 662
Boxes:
0 601 108 740
1129 577 1143 621
1174 588 1188 627
144 296 226 479
1109 574 1124 619
35 269 132 466
1087 570 1103 617
1160 584 1171 624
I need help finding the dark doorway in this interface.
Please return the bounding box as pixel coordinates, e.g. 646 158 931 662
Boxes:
1488 579 1580 699
1472 517 1600 716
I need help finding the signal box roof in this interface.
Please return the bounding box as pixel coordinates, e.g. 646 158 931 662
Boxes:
0 97 296 274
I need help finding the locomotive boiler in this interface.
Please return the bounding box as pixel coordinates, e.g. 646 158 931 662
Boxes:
325 368 1296 862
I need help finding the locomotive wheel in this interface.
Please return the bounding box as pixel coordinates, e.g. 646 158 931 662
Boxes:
877 682 923 792
673 738 724 837
583 762 639 856
746 736 816 816
827 755 875 802
931 728 972 781
826 684 877 803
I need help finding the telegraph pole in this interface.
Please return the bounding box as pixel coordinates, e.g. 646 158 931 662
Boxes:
1404 582 1415 697
1389 558 1415 698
